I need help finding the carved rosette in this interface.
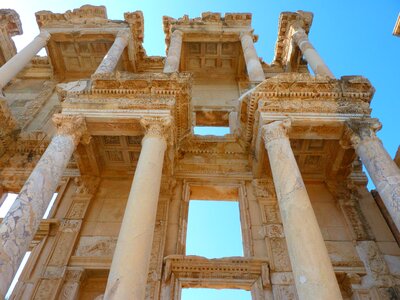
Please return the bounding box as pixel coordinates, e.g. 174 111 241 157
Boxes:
140 116 172 141
52 114 90 146
344 120 382 149
262 119 291 146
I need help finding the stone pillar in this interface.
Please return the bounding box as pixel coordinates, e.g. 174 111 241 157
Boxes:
0 114 88 298
240 32 265 82
262 119 342 300
104 117 171 300
0 30 50 90
94 30 130 76
164 30 183 73
291 27 334 78
347 121 400 232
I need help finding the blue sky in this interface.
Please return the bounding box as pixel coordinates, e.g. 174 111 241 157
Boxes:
1 1 399 299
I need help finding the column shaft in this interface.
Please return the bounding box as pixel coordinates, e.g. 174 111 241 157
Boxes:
0 137 74 297
292 27 334 78
164 30 183 73
262 120 342 300
240 32 265 82
94 30 129 75
0 115 85 298
0 31 50 90
354 134 400 231
104 119 169 299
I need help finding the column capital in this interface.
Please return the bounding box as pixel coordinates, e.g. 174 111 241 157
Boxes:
140 116 172 140
171 29 183 37
52 114 90 146
116 29 131 44
37 30 51 42
342 120 382 149
262 119 291 145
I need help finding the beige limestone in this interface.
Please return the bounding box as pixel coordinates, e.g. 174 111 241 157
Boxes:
262 119 342 300
163 30 183 73
240 31 265 82
104 117 170 300
0 30 50 90
94 30 130 76
291 27 334 78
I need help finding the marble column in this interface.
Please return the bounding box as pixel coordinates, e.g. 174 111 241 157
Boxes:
240 32 265 82
0 114 87 298
347 121 400 232
104 117 171 300
94 29 130 76
262 119 342 300
0 30 50 90
164 30 183 73
291 27 334 79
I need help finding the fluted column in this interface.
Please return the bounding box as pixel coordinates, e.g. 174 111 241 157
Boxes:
164 30 183 73
104 117 171 300
291 27 334 78
0 30 50 90
0 114 88 298
94 29 130 76
262 119 342 300
347 121 400 232
240 32 265 82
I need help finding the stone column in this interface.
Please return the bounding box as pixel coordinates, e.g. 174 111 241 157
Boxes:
0 114 88 298
291 27 334 78
164 30 183 73
240 32 265 82
262 119 342 300
0 30 50 90
347 121 400 232
94 29 130 76
104 117 171 300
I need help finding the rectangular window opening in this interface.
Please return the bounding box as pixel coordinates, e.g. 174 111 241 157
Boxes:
193 126 230 136
5 251 31 300
182 288 251 300
186 199 243 258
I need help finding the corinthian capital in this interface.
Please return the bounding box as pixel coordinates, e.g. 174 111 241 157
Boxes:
342 120 382 149
262 119 291 145
140 116 172 140
52 114 90 146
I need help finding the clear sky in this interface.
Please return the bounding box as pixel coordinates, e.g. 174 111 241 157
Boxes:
1 1 399 299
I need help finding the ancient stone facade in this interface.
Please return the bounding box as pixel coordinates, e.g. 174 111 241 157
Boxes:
0 5 399 300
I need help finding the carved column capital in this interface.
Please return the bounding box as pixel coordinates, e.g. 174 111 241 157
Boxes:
171 29 183 38
52 114 90 146
140 116 172 140
343 120 382 149
262 119 291 145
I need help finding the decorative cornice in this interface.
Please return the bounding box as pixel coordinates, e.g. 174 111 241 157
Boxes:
52 114 90 146
262 119 291 145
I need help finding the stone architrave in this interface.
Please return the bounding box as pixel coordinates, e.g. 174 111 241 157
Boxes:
0 30 50 90
0 114 88 298
262 119 342 300
240 31 265 82
104 116 171 300
94 29 130 76
291 26 334 78
163 30 183 73
346 121 400 232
